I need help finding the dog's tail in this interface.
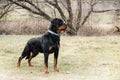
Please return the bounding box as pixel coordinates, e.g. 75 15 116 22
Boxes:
17 43 31 67
20 44 31 60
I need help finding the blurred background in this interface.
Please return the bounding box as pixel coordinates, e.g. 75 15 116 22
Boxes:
0 0 120 36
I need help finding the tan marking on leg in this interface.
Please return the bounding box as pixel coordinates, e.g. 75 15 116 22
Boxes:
54 58 59 72
28 53 33 67
17 62 21 67
17 57 22 67
44 64 49 74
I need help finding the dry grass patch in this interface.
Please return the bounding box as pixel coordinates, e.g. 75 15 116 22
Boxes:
0 35 120 80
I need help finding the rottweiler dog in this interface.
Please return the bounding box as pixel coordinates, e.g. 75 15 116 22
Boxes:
17 18 67 74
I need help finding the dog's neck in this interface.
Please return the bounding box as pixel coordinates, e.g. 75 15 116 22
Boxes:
48 29 60 37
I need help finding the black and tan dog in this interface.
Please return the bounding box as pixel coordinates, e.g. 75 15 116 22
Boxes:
17 18 67 74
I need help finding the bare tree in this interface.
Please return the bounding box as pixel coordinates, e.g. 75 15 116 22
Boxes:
1 0 120 35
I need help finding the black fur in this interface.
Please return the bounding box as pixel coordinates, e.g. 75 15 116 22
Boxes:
17 18 67 73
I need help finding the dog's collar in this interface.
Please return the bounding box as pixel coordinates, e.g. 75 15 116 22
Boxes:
48 30 60 36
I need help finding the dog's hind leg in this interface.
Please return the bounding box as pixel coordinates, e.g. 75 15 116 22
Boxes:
17 45 31 67
28 52 39 67
17 56 22 67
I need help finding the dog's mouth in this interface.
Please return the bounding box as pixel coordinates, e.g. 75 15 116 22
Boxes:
62 23 67 31
61 28 66 32
57 24 67 33
63 26 67 31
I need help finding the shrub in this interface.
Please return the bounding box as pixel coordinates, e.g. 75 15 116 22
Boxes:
0 19 49 35
78 26 107 36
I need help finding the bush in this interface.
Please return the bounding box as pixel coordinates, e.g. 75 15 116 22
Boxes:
78 26 107 36
0 19 115 36
0 19 49 35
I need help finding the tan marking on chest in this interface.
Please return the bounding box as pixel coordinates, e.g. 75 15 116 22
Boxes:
49 46 53 51
49 45 60 51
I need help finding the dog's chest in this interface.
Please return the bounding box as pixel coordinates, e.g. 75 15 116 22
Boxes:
49 42 59 53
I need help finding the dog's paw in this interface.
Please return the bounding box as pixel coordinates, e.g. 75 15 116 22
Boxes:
54 68 59 72
17 63 20 67
28 64 34 67
44 70 49 74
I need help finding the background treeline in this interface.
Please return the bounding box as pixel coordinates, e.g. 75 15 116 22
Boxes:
0 0 120 36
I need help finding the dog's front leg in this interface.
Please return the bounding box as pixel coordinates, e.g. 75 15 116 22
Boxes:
54 48 59 72
44 53 49 74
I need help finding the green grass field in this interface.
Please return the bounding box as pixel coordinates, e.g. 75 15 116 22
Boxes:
0 35 120 80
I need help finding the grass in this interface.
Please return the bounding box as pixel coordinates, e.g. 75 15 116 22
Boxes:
0 35 120 80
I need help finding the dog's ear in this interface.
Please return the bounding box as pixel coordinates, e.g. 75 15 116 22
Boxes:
51 18 58 27
51 18 63 27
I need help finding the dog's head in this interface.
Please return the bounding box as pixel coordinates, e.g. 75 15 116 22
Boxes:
49 18 67 33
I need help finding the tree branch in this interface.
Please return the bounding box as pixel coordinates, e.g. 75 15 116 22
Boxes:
0 2 13 19
81 11 92 26
115 26 120 32
8 0 52 21
80 0 97 26
76 0 82 30
92 9 120 13
90 0 120 13
45 0 67 21
59 0 68 10
66 0 73 21
25 0 52 20
65 0 76 32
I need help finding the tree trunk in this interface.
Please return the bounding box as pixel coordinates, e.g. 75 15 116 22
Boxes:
66 20 76 35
